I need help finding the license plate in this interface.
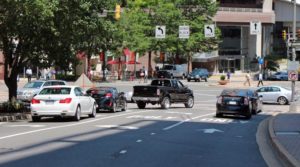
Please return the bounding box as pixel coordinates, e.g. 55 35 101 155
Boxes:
228 101 237 105
45 100 54 105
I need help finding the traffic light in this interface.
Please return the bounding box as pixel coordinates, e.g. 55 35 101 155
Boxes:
115 4 121 20
282 30 287 41
297 29 300 39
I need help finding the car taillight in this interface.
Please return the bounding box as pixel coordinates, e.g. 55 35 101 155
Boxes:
244 97 249 105
157 89 160 96
217 96 223 104
105 93 113 98
59 98 72 104
31 98 40 104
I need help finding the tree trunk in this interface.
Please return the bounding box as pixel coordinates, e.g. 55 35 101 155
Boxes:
4 66 18 101
148 51 152 78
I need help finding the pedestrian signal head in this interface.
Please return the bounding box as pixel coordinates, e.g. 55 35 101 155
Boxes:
282 30 287 41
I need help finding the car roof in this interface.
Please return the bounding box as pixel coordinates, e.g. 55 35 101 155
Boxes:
42 85 77 89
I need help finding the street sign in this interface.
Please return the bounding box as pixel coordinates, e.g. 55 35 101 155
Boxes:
288 70 298 81
258 58 264 65
179 26 190 39
204 24 215 38
288 60 299 71
155 26 166 39
250 21 261 35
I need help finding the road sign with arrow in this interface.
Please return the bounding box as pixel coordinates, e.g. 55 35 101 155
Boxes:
250 21 261 35
204 24 215 38
156 26 166 39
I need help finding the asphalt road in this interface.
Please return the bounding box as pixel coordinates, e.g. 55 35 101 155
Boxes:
0 80 291 167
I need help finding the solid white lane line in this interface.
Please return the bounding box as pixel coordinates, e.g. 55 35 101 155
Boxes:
165 111 192 115
163 113 215 131
95 125 139 130
0 110 150 140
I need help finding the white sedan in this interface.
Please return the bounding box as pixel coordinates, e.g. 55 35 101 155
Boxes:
30 86 96 122
256 86 292 105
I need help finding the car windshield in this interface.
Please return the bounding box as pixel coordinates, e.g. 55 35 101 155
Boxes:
23 82 44 88
39 87 71 95
162 65 174 70
191 70 201 74
221 89 248 97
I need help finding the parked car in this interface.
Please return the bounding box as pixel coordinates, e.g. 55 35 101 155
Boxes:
187 68 209 82
256 86 292 105
17 80 67 103
268 71 288 81
156 70 172 79
86 87 127 112
216 89 256 119
132 79 194 109
30 86 96 122
160 64 187 79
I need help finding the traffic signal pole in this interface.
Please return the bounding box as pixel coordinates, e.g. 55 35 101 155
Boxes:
291 0 297 102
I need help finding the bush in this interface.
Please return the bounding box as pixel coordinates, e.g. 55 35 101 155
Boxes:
220 75 226 80
0 99 29 113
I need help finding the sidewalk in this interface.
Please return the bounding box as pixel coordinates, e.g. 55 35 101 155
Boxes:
268 101 300 167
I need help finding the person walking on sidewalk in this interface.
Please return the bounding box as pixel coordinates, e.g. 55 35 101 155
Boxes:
257 72 264 87
25 67 32 82
226 71 231 82
243 71 251 86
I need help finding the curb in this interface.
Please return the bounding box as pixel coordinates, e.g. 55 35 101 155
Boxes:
0 113 31 122
268 116 300 167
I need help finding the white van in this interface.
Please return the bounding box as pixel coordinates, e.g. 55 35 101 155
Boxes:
161 64 188 79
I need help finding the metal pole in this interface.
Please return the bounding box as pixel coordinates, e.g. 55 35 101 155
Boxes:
291 0 297 102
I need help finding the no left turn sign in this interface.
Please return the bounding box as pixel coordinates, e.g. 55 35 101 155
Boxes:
288 70 298 81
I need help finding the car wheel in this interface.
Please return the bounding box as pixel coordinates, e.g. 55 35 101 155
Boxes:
216 113 223 118
204 77 208 82
161 97 170 109
73 106 81 121
184 96 194 108
137 101 146 109
121 101 127 111
32 116 40 122
278 96 288 105
245 110 252 119
187 79 190 82
111 102 117 112
88 104 96 118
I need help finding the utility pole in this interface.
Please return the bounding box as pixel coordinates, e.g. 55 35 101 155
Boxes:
291 0 297 102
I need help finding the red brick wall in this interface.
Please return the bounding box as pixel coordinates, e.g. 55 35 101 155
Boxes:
0 52 4 80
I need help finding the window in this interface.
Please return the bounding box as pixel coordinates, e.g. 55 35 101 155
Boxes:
74 88 83 96
177 81 184 88
270 87 280 92
39 88 71 95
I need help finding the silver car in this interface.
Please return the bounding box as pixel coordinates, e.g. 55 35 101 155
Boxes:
256 86 291 105
17 80 67 102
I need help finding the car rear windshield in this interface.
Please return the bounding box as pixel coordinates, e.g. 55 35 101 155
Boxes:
23 82 44 88
151 80 171 87
87 88 111 95
39 88 71 95
221 89 248 97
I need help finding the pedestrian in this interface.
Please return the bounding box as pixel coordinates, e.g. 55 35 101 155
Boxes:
243 71 251 86
25 67 32 82
144 68 148 83
257 72 264 87
226 71 231 82
139 67 145 83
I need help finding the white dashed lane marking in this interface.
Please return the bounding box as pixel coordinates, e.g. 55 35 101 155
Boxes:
95 125 139 130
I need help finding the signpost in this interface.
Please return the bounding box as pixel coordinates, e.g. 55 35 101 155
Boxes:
250 21 261 35
155 26 166 39
204 24 215 38
179 26 190 39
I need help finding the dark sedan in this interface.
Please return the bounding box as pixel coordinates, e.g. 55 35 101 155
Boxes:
86 87 127 112
216 89 262 119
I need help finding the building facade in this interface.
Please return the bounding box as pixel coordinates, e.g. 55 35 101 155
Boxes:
193 0 275 73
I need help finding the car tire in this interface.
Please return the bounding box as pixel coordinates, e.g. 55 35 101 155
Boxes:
278 96 288 105
204 77 208 82
161 97 170 109
216 113 223 118
73 106 81 121
137 101 146 109
245 110 252 119
184 96 194 108
111 102 117 112
32 116 40 122
121 101 127 111
187 79 190 82
88 104 96 118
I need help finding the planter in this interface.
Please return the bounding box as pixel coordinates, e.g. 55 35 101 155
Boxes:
218 80 228 85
